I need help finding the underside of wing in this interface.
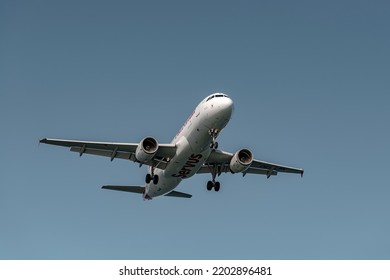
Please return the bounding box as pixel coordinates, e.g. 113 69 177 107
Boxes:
199 149 303 178
250 159 304 177
196 165 278 176
40 138 176 170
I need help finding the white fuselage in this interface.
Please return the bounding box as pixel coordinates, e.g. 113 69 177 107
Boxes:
145 94 234 198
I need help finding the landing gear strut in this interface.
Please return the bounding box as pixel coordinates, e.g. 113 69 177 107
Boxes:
209 129 219 149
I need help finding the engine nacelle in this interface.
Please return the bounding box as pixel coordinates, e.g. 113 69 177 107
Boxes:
229 149 253 173
135 137 158 163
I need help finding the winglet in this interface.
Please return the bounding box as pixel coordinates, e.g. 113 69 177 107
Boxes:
301 170 304 177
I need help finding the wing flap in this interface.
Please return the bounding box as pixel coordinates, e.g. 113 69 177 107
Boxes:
40 138 137 152
245 167 278 176
251 159 304 176
70 146 136 161
196 165 278 176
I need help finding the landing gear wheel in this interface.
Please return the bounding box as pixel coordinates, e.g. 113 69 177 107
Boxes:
153 175 159 185
214 181 220 192
145 173 152 184
207 181 213 191
209 141 219 149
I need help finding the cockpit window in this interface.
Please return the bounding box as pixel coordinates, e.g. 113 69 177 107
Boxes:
206 95 215 102
206 94 228 102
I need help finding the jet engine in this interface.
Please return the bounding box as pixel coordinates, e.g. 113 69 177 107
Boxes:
229 149 253 173
135 137 158 163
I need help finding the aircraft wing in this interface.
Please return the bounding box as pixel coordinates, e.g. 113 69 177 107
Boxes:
39 138 176 169
198 149 304 178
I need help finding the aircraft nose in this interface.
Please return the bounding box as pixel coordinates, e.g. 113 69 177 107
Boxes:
220 96 234 118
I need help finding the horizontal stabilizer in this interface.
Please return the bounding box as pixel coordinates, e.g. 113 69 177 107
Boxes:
102 185 145 194
164 191 192 198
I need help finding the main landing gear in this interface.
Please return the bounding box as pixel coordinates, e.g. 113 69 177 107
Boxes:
206 164 222 192
207 180 221 192
209 129 219 149
145 168 159 185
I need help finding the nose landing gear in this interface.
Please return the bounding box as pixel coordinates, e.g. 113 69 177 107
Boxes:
209 129 219 149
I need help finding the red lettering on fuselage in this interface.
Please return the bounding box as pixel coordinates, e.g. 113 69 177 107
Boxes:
172 154 203 179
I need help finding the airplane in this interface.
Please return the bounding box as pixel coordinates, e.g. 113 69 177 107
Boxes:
40 93 304 200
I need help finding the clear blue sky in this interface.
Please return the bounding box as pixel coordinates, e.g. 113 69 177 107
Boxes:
1 0 389 259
